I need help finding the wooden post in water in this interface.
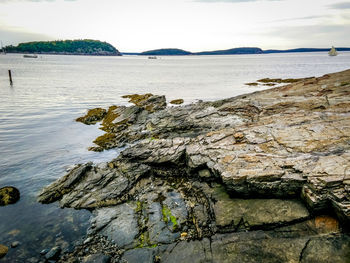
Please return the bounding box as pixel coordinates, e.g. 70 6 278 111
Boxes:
8 70 13 85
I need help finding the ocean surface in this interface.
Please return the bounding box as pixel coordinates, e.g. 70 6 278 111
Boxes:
0 52 350 261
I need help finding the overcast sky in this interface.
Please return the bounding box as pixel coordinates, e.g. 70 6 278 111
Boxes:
0 0 349 52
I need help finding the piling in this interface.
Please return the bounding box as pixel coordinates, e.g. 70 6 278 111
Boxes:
8 70 13 85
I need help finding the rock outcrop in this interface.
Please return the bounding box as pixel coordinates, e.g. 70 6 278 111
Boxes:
38 70 350 262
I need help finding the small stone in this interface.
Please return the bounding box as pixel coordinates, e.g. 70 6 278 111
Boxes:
45 246 61 260
233 132 245 142
83 253 111 263
84 237 92 244
11 241 20 248
27 257 40 263
0 244 9 259
198 169 211 178
40 248 49 255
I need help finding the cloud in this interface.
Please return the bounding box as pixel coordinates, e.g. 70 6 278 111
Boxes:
265 24 350 47
271 15 326 23
196 0 282 2
328 2 350 9
0 27 53 46
0 0 75 3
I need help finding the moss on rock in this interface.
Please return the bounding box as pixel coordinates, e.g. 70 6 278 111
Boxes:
101 105 120 131
93 133 116 149
0 186 20 206
170 99 184 105
122 94 154 106
245 82 258 86
0 244 8 259
76 108 107 125
257 77 307 84
162 205 179 231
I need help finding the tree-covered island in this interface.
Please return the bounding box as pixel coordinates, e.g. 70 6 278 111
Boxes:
4 39 121 56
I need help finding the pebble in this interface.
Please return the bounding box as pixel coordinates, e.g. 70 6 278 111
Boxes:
83 237 92 244
26 257 40 263
45 246 61 260
40 248 49 255
11 241 21 248
83 253 111 263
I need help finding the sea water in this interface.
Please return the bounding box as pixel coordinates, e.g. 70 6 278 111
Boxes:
0 52 349 261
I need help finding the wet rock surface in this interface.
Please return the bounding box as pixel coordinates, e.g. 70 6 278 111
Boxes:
0 186 20 206
38 70 350 262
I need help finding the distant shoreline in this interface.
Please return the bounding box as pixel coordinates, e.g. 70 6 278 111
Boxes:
2 39 350 57
4 49 350 57
124 47 350 56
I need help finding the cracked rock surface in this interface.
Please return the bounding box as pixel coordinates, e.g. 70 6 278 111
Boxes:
38 70 350 262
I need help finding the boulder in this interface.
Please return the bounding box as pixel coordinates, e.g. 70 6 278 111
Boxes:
0 186 20 206
0 244 8 259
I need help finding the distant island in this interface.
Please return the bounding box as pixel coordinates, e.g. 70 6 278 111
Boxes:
123 47 350 56
196 47 263 55
138 47 262 56
3 39 121 56
141 48 192 56
263 47 350 54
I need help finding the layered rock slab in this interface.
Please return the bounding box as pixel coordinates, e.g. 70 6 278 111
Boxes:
38 69 350 262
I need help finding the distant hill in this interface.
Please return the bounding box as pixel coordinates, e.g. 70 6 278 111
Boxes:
4 40 121 56
139 47 263 56
126 46 350 56
195 47 263 55
140 48 192 56
263 47 350 54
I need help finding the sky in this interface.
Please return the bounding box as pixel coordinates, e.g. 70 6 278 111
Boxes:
0 0 349 52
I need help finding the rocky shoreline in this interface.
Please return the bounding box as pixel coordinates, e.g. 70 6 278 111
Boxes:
37 69 350 262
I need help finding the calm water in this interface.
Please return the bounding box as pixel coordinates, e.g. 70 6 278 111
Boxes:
0 52 350 261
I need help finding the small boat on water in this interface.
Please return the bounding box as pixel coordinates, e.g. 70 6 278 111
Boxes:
328 46 338 56
148 56 157 59
23 54 38 58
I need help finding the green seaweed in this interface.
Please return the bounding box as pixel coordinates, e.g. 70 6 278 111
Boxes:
135 201 143 213
162 205 178 231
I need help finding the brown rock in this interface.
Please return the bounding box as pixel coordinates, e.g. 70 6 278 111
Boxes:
170 99 184 105
0 186 20 206
0 244 8 259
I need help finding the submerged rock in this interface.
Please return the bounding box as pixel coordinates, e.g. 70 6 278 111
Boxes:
45 246 61 260
39 69 350 262
10 241 20 248
0 186 20 206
